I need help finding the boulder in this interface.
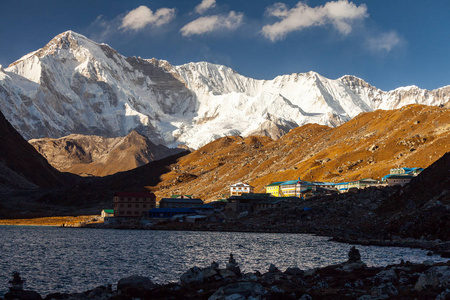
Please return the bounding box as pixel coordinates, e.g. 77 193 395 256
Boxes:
436 289 450 300
414 266 450 291
284 267 304 277
117 275 155 292
372 269 397 284
339 261 367 272
4 290 42 300
202 267 218 281
219 269 237 279
371 282 398 298
268 264 279 273
180 266 204 287
208 282 265 300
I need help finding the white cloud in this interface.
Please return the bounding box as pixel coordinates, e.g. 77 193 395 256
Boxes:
367 31 400 52
180 11 243 36
195 0 216 14
120 6 176 31
262 0 368 42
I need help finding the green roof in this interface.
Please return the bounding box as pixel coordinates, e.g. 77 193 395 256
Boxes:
170 194 193 198
103 209 114 214
266 181 285 187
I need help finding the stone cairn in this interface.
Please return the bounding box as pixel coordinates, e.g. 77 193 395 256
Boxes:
348 246 362 263
8 272 25 292
226 253 241 276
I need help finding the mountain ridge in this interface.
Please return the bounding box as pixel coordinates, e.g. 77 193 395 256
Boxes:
29 130 184 177
1 31 449 149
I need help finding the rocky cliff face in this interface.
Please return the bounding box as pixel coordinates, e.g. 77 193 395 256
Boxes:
29 131 184 177
1 31 449 149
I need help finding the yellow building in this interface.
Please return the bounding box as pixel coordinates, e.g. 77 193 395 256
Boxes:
265 182 285 197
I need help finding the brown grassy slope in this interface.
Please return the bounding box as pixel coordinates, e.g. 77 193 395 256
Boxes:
151 105 449 201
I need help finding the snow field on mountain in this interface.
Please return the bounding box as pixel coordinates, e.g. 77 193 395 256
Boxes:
0 31 449 149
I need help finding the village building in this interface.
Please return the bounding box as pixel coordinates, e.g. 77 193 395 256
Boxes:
334 178 382 193
226 193 295 213
253 199 289 212
386 175 415 187
101 209 114 218
227 193 272 213
159 197 204 208
113 191 156 217
148 208 196 219
265 181 284 197
382 167 423 186
229 182 254 196
389 167 423 176
279 180 299 197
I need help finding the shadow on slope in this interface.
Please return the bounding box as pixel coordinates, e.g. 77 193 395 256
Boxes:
0 110 70 189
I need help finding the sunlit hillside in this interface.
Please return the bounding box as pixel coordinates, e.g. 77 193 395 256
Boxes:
152 104 449 201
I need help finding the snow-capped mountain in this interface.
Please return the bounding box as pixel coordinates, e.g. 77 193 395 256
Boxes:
0 31 448 149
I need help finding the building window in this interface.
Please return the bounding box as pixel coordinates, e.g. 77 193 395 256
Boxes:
127 211 131 215
120 204 124 207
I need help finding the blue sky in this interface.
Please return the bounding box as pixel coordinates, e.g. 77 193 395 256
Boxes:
0 0 449 91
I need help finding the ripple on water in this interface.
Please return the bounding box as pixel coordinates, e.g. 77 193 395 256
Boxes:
0 226 446 297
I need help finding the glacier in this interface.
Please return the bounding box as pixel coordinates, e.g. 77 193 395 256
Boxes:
0 31 449 149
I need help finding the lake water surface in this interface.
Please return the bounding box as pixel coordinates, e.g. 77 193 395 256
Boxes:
0 226 446 296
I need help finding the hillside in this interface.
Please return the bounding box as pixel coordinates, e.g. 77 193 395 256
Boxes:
150 105 449 201
0 110 68 190
29 131 184 176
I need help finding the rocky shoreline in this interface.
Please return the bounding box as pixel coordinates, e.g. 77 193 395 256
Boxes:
3 247 449 300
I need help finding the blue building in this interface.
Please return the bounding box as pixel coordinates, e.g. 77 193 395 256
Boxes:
148 208 196 218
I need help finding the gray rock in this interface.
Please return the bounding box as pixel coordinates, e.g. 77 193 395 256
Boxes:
219 269 237 279
304 268 317 277
299 294 312 300
208 282 265 300
88 287 108 298
284 267 304 277
372 269 397 285
371 282 398 299
312 280 329 290
270 285 283 293
180 266 204 287
436 288 450 300
242 272 258 281
202 267 218 281
415 266 450 291
339 261 367 272
4 290 42 300
268 264 279 273
117 275 155 292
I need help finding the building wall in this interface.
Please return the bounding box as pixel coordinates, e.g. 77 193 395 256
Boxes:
113 195 156 217
159 199 204 208
387 178 412 187
230 184 254 196
266 185 280 197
